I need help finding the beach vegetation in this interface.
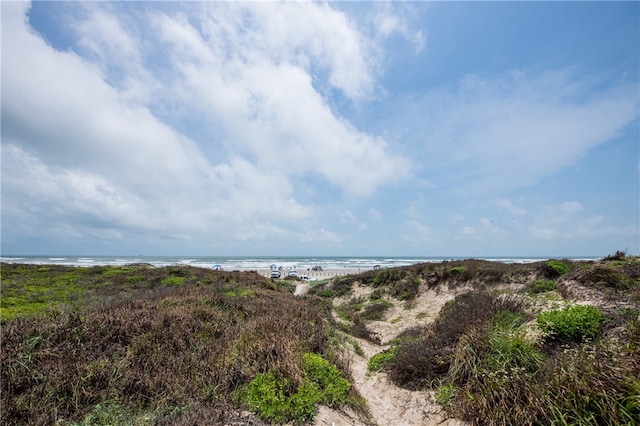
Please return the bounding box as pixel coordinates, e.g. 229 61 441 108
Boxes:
161 276 186 286
246 353 350 423
368 347 398 373
359 300 393 320
1 264 358 425
2 256 639 425
536 304 607 342
545 259 571 277
449 266 467 274
434 382 456 406
531 278 557 293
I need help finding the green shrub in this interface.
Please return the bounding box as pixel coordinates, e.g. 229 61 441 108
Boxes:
301 353 350 407
532 279 556 293
246 353 350 423
101 268 128 278
368 347 397 373
246 372 302 423
450 266 467 274
537 305 606 341
546 260 570 277
161 276 186 286
125 275 145 285
317 289 335 298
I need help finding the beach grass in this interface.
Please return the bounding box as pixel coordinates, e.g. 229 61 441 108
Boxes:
2 254 639 425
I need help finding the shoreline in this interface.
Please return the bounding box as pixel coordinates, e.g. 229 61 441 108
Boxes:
255 268 371 280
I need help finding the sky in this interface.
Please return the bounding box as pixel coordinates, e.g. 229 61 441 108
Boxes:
1 1 638 257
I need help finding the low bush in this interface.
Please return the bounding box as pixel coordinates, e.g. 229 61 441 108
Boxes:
537 304 606 342
360 300 393 321
544 260 571 277
161 276 186 286
367 347 398 373
389 278 420 301
531 279 556 293
246 353 350 423
580 265 626 289
384 293 521 389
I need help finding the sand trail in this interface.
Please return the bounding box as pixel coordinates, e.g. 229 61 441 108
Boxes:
313 283 468 426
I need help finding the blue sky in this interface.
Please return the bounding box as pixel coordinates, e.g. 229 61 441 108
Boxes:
2 1 638 257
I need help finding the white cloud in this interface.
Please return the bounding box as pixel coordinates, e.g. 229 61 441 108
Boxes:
144 3 410 196
371 2 426 52
1 1 409 250
410 69 638 195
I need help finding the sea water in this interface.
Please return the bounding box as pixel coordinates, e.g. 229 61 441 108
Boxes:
0 255 601 270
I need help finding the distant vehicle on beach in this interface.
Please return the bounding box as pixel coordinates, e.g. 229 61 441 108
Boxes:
288 269 297 277
270 269 281 278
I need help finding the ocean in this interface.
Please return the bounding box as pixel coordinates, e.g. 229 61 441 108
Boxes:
0 255 602 271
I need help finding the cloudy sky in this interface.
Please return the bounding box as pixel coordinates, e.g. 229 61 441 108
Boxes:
2 1 638 257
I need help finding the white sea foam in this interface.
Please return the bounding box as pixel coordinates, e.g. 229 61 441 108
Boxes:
0 255 603 269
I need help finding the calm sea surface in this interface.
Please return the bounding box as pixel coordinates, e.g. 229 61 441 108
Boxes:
0 255 601 271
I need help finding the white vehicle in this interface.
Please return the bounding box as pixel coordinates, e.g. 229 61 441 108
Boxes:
299 274 309 281
288 269 298 277
270 269 281 278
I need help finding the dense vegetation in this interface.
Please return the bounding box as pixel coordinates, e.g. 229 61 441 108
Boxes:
2 254 639 425
1 264 358 425
323 255 640 425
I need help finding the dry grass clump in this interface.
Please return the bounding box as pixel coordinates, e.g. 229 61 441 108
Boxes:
385 292 521 390
561 257 640 301
1 267 345 425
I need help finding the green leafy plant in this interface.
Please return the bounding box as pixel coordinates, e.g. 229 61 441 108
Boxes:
301 352 350 407
246 372 301 423
246 353 350 423
434 383 456 406
367 347 397 373
450 266 467 274
531 279 556 293
537 305 606 341
125 275 145 285
161 276 186 286
546 260 570 277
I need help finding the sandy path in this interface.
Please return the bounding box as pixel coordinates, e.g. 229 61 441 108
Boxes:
314 283 469 426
